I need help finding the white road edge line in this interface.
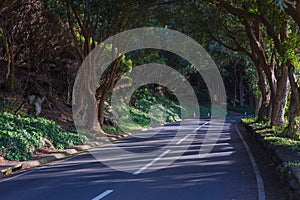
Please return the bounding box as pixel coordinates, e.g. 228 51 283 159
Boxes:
0 151 88 184
91 190 113 200
0 170 34 183
235 124 266 200
133 149 171 175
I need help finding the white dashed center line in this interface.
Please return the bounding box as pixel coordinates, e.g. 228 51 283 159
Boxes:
176 121 209 145
133 121 209 175
91 190 113 200
133 149 171 175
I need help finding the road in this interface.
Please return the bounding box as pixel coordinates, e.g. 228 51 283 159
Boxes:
0 116 286 200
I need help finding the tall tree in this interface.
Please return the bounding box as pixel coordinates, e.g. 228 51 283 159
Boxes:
206 0 291 127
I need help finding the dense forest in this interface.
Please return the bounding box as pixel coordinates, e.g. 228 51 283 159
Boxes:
0 0 299 161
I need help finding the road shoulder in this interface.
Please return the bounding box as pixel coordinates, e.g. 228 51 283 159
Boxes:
236 123 287 199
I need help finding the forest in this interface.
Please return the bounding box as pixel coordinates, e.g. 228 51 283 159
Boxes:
0 0 299 162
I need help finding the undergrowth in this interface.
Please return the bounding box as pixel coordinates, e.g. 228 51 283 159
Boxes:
241 117 300 152
0 112 88 161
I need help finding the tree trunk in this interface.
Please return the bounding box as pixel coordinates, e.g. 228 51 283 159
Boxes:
97 58 122 127
255 94 261 117
244 20 271 121
287 92 300 139
98 91 108 127
73 57 105 135
86 94 102 131
256 64 270 122
287 62 300 139
239 78 244 106
233 87 237 107
248 88 254 108
270 64 288 126
233 63 238 107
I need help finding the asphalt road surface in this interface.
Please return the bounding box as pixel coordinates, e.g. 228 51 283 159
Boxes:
0 116 286 200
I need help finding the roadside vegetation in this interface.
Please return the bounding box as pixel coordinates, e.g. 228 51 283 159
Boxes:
0 112 88 161
242 117 300 152
1 0 300 163
0 88 182 161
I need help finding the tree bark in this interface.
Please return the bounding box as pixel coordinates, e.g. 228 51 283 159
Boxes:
0 0 18 14
233 63 238 106
287 62 300 138
254 93 262 117
244 19 289 124
270 64 289 126
285 2 300 28
256 65 270 121
210 0 290 126
239 78 244 106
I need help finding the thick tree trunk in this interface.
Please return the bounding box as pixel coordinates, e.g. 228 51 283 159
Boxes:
97 57 122 127
287 62 300 139
257 101 270 122
73 56 105 135
86 94 102 131
270 65 288 126
256 65 270 121
287 92 300 139
244 20 272 122
98 91 108 127
255 94 261 117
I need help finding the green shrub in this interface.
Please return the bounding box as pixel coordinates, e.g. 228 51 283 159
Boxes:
109 88 181 132
241 117 257 125
265 136 300 151
0 112 88 161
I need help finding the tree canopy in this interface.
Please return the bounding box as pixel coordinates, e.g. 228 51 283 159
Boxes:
0 0 299 139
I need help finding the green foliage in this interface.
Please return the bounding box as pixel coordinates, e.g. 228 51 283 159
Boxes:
120 56 133 72
252 121 270 130
272 125 287 135
241 117 257 125
265 136 300 151
242 116 300 152
0 97 18 113
0 112 88 161
102 126 123 133
132 88 181 125
278 161 300 174
111 87 181 132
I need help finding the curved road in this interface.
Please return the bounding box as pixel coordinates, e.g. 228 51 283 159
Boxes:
0 116 286 199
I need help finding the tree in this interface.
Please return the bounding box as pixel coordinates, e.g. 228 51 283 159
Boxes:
205 0 291 127
205 0 300 138
46 0 177 133
0 0 71 93
276 0 300 138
